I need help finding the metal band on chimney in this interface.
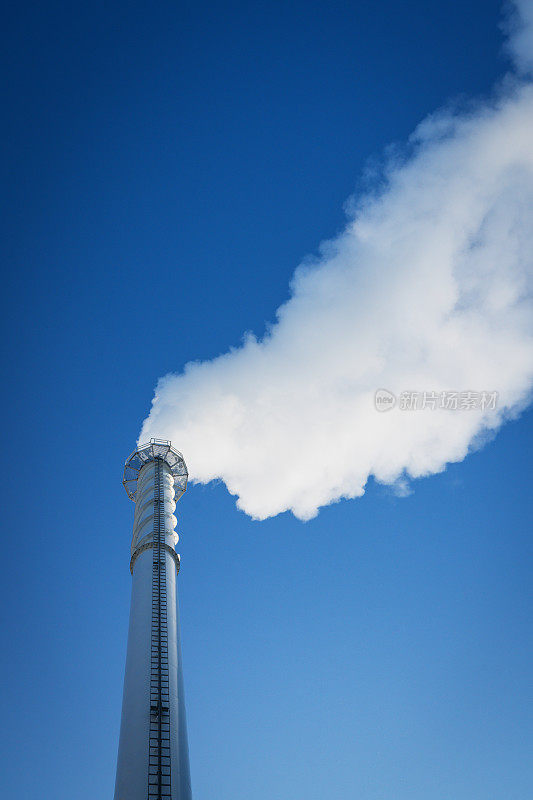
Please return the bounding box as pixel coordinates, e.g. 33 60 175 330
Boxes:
130 542 181 575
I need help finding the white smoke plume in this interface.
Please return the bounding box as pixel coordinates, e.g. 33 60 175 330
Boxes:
140 0 533 520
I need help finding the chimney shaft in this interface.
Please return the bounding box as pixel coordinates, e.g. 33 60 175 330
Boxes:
114 439 192 800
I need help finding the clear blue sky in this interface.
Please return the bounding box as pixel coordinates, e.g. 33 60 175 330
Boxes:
1 1 532 798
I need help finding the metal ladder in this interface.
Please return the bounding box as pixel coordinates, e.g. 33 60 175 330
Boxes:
148 458 171 798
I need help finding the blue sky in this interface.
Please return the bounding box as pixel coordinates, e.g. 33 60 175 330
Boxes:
1 1 532 798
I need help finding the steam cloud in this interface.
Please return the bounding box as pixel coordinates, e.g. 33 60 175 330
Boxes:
140 0 533 520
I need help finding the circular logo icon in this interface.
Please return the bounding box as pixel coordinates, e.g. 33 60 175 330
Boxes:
375 388 396 412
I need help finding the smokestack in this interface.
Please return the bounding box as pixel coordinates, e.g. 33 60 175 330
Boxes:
114 438 192 800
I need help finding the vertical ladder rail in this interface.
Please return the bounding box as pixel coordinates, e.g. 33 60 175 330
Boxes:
148 459 171 799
